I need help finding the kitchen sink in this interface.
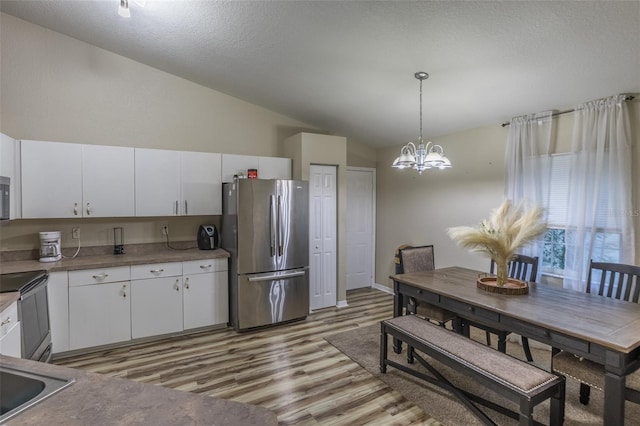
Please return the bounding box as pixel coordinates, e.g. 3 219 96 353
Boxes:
0 366 75 423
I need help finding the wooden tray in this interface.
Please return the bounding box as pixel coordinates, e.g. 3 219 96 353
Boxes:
476 274 528 295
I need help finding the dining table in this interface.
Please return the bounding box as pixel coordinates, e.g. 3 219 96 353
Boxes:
390 266 640 425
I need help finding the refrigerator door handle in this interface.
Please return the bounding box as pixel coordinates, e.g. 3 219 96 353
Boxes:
277 195 283 257
247 270 306 282
269 195 276 257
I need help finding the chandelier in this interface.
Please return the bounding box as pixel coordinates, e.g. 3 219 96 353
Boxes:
118 0 146 18
392 72 452 174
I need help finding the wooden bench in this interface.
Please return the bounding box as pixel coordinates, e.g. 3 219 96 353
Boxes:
380 315 565 426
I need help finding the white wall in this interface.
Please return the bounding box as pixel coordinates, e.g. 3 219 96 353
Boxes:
0 13 315 155
375 124 507 286
374 103 640 288
0 13 319 251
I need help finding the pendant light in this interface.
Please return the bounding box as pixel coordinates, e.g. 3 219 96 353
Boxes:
118 0 146 18
118 0 131 18
391 72 452 174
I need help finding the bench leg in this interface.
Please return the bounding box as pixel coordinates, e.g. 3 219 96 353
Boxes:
518 399 534 426
550 378 566 426
379 323 387 373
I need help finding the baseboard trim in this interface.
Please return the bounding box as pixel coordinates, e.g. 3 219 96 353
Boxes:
336 300 349 308
372 283 394 295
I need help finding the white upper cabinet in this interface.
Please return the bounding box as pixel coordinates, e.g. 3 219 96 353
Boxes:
135 148 222 216
135 148 181 216
0 133 19 219
21 140 83 218
82 145 135 217
258 156 291 180
181 151 222 215
221 154 259 182
21 140 135 218
20 141 287 218
222 154 291 182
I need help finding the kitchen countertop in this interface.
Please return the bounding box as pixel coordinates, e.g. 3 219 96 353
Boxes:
0 248 229 275
0 355 278 425
0 292 20 314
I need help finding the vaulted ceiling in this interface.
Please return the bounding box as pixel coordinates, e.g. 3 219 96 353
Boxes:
2 1 639 148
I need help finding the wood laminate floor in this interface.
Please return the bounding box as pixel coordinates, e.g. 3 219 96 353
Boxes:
55 288 437 425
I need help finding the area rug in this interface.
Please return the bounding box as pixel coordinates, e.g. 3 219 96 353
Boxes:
325 323 640 426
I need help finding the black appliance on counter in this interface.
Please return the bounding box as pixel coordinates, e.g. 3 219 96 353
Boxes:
0 270 51 362
197 225 219 250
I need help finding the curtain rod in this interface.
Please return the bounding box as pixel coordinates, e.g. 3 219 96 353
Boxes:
500 94 635 127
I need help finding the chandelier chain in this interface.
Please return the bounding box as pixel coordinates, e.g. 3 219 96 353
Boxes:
419 78 423 142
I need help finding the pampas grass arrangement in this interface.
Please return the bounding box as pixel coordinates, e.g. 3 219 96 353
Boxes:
447 200 546 286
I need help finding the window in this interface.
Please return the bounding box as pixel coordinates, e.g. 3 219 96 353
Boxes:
541 154 621 276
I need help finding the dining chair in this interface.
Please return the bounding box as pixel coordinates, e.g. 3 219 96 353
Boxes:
397 245 458 330
474 254 539 362
552 260 640 405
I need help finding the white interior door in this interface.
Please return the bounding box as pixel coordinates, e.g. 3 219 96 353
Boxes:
346 168 375 290
309 165 337 310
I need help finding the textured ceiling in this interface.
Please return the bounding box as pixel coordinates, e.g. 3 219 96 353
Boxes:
1 0 639 148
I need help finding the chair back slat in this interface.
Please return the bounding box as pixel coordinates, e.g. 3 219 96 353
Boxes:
490 254 539 283
586 260 640 303
398 245 435 273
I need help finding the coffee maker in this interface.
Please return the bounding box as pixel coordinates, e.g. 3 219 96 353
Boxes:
39 231 62 262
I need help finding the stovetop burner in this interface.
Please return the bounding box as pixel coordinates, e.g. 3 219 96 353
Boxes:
0 270 48 293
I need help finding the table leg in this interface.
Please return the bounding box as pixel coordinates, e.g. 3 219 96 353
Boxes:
603 370 625 425
393 281 403 354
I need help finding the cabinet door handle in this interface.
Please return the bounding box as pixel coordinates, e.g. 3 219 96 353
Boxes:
184 277 190 289
92 273 109 280
74 203 79 216
86 202 92 215
184 200 188 215
1 317 12 326
199 264 212 269
121 284 127 298
150 269 164 274
174 279 180 291
175 200 179 215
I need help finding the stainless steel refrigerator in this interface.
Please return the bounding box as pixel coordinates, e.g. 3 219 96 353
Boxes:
222 179 309 331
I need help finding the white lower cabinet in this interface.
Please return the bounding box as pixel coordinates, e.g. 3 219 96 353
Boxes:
48 271 69 354
68 267 131 351
183 272 228 329
54 258 228 353
0 301 21 357
131 259 228 335
131 276 183 339
183 259 229 329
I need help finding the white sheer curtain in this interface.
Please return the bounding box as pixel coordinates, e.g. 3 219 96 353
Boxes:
563 95 635 291
504 111 554 268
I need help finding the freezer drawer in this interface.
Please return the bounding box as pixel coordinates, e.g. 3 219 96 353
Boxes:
234 268 309 330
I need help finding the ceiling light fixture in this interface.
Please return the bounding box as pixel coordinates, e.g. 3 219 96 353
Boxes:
392 72 452 174
118 0 131 18
118 0 145 18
